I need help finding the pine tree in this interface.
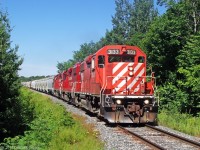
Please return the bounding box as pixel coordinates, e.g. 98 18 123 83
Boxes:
130 0 158 34
0 12 23 140
111 0 157 45
111 0 132 44
128 0 158 46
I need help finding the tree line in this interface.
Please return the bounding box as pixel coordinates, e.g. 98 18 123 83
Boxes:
58 0 200 116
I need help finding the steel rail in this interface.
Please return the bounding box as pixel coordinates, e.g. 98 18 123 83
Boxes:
118 125 166 150
145 124 200 149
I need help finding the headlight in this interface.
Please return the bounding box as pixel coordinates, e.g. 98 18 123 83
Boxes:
144 99 149 105
129 72 133 76
129 66 133 71
116 99 122 105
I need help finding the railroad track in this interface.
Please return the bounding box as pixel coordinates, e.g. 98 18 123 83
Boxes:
118 125 200 150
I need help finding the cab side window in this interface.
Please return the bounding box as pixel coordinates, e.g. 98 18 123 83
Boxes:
98 55 105 68
87 63 91 68
138 56 145 63
73 68 76 75
63 74 66 80
80 63 84 72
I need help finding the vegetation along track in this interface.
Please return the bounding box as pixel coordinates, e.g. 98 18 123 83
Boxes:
118 125 200 150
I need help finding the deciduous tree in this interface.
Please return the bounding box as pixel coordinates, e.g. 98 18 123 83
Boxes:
142 1 192 83
177 32 200 115
57 59 74 73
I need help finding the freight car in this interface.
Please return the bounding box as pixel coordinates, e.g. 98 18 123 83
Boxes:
34 76 54 93
27 45 158 124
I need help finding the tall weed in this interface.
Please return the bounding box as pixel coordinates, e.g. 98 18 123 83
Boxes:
158 110 200 137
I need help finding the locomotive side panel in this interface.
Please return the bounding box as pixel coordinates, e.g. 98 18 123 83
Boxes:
53 73 62 96
61 71 68 92
74 63 81 93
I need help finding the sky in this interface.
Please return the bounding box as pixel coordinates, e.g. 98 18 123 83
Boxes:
0 0 165 77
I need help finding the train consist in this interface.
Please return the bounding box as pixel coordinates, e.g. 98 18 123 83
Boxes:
24 45 158 124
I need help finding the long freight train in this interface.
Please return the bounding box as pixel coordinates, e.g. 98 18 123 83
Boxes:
25 45 158 124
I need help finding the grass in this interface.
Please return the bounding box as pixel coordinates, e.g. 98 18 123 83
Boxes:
3 88 104 150
158 110 200 137
49 114 103 150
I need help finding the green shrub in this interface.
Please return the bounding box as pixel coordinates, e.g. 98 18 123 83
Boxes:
49 115 103 150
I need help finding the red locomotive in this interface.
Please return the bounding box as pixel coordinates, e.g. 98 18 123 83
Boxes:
53 45 158 124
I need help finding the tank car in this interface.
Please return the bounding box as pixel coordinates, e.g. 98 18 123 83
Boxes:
31 80 36 89
44 76 54 94
34 76 54 93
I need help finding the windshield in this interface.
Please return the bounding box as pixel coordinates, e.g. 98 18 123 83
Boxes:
108 55 134 63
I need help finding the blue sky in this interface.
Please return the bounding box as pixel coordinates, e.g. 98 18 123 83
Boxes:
0 0 165 77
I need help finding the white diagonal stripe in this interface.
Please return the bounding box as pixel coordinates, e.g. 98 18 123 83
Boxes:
115 80 126 92
128 62 134 66
125 63 143 90
127 68 145 89
118 63 142 90
116 75 134 92
113 63 124 74
112 63 134 91
112 64 129 85
134 63 143 73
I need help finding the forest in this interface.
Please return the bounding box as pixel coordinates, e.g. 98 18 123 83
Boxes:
0 0 200 146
